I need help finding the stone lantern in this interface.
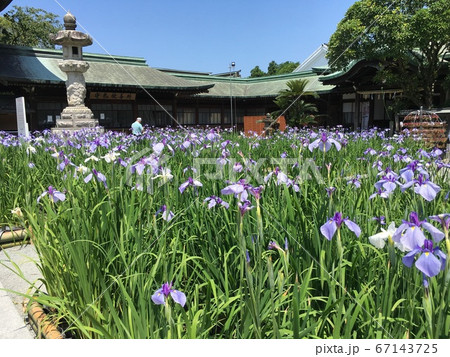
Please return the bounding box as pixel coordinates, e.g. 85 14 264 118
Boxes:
51 11 101 133
258 113 279 136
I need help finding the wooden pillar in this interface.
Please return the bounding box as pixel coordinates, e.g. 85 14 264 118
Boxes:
395 113 400 132
132 95 138 122
369 95 374 128
354 91 360 132
195 98 199 125
28 91 38 131
337 94 342 127
172 94 178 127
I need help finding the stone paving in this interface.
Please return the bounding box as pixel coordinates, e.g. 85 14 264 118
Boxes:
0 244 43 339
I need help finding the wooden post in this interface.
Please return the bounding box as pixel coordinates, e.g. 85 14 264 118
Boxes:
195 98 199 126
172 95 178 127
394 114 400 132
354 92 360 132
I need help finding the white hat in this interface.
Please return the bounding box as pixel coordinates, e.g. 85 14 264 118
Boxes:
137 117 142 121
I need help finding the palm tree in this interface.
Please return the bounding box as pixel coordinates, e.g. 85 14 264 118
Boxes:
273 79 319 127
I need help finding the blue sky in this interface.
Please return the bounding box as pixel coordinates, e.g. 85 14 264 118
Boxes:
6 0 357 77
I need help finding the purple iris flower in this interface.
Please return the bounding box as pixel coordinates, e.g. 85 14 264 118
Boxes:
233 162 243 172
326 187 336 197
392 212 444 252
268 241 281 250
217 154 229 166
372 160 383 171
206 130 217 141
183 166 197 174
286 179 300 192
264 167 289 185
436 161 450 171
347 175 361 188
51 150 65 159
369 188 391 200
131 156 159 176
374 171 399 194
384 144 394 151
274 169 289 185
399 161 429 182
151 282 186 307
238 200 254 217
117 158 128 167
418 149 431 159
249 185 264 200
203 196 229 209
431 148 443 158
221 179 251 202
364 148 377 156
428 213 450 234
58 157 71 171
308 132 341 152
320 212 361 240
179 177 203 194
372 216 386 225
400 174 440 201
181 140 191 150
153 142 164 156
37 186 66 203
84 169 108 188
156 205 174 222
131 158 146 176
402 240 446 278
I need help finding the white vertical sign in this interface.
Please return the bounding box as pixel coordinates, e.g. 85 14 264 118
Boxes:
15 96 29 137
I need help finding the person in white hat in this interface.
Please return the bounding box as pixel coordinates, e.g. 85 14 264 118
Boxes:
131 117 143 135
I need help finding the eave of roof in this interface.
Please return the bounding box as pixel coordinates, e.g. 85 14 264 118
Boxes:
0 44 213 93
319 59 380 84
156 68 212 76
0 44 148 66
169 70 334 98
0 0 12 12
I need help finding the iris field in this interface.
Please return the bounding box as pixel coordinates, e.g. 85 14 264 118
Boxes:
0 127 449 339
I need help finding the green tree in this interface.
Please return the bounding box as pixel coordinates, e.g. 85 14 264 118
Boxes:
273 79 318 127
267 60 279 76
250 65 265 78
0 6 62 48
327 0 450 108
249 60 300 78
277 61 300 74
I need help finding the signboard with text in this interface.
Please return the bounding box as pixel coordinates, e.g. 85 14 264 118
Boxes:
90 92 136 100
15 97 29 137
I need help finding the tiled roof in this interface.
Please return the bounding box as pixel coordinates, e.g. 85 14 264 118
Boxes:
0 45 213 92
169 71 334 99
319 60 380 84
0 44 335 99
293 44 329 72
0 0 13 12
